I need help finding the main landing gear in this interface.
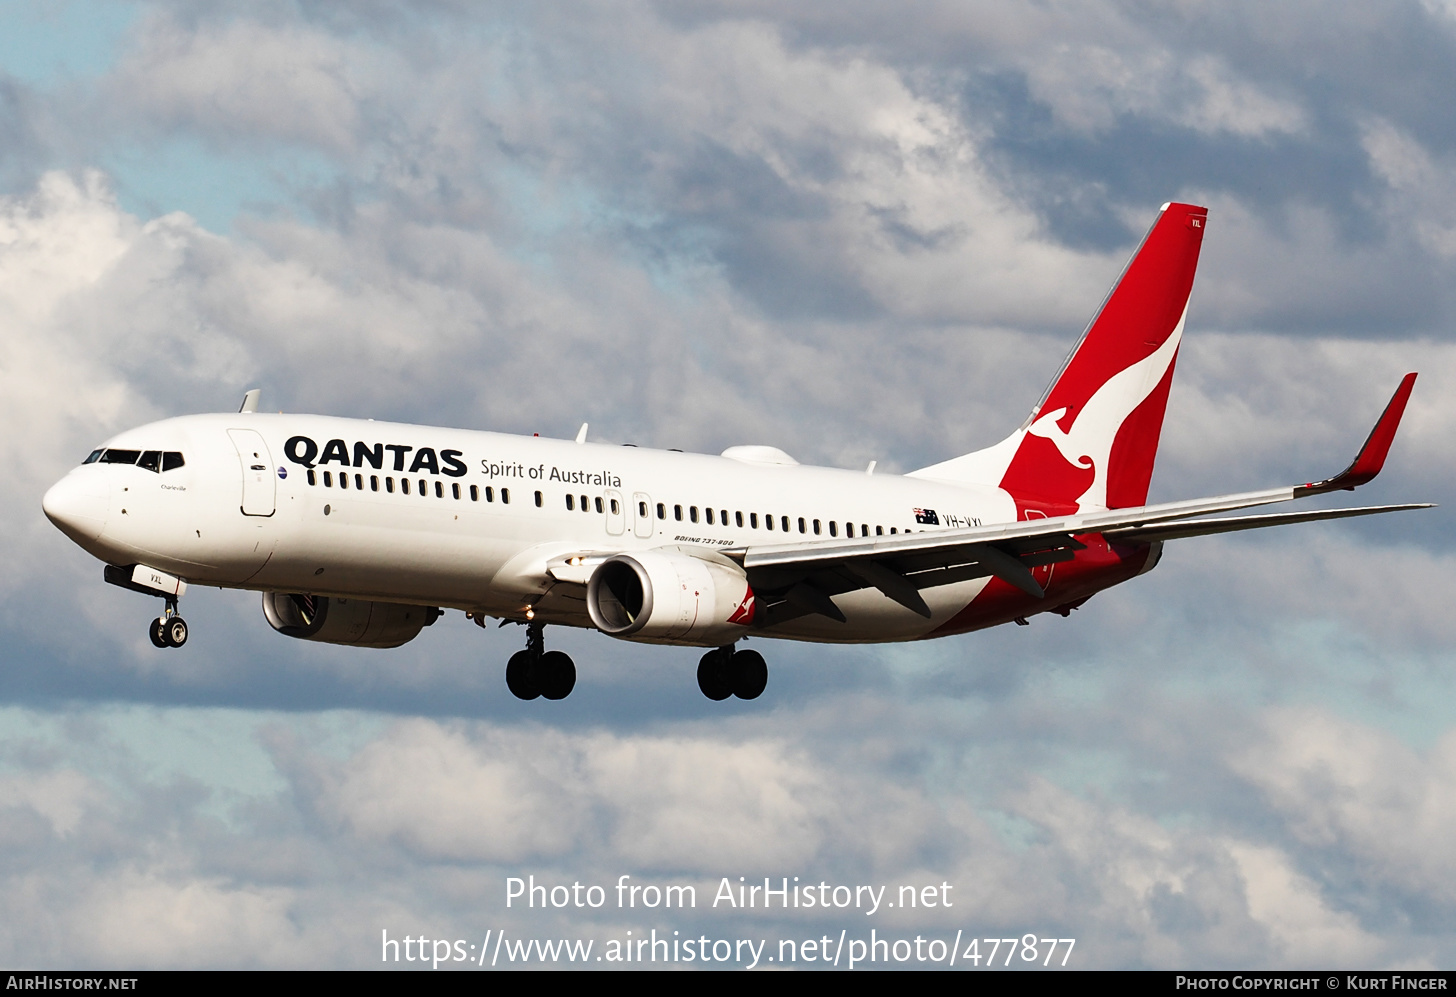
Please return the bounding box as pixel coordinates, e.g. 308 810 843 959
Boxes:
505 620 576 701
148 597 189 649
697 645 768 701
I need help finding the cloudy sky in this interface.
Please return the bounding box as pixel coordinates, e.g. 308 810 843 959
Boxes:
2 0 1454 970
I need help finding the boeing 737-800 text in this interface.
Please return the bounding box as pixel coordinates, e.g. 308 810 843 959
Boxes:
42 203 1430 701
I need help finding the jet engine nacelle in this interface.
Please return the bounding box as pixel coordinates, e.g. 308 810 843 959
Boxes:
261 592 440 648
586 548 755 645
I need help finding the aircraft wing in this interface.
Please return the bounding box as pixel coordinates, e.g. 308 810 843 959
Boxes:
732 374 1429 622
1102 503 1432 545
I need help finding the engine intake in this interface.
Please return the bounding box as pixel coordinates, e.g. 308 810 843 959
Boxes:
262 593 440 648
587 548 755 645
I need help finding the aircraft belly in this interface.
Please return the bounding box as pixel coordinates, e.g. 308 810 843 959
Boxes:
761 578 992 644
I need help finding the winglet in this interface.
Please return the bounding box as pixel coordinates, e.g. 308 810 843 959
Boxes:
238 388 261 414
1295 373 1416 497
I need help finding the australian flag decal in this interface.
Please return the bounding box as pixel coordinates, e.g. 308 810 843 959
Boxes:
913 508 939 525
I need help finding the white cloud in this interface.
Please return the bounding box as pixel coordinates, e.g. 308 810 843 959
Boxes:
1232 709 1456 905
110 15 368 152
0 769 101 837
1024 46 1305 139
1228 842 1382 966
1362 118 1456 259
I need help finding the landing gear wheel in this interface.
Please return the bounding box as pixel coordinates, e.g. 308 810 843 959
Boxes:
697 650 733 701
506 650 541 700
535 650 576 701
149 618 168 648
731 649 767 700
163 617 188 648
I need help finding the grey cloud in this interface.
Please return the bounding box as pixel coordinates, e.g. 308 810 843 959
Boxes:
61 3 1456 339
0 701 1449 967
1 2 1454 970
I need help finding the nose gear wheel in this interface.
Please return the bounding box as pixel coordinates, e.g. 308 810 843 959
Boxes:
148 596 188 648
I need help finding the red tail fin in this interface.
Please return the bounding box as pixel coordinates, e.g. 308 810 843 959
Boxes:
996 202 1207 511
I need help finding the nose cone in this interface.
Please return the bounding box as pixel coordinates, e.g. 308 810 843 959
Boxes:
42 472 109 542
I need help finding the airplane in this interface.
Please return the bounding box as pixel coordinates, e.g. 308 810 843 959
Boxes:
41 202 1431 702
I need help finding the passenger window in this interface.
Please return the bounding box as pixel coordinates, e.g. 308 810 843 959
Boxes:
324 471 334 487
83 449 103 464
736 511 743 528
638 501 648 517
798 518 806 533
656 503 665 520
535 490 543 507
452 482 460 499
307 469 317 486
594 497 603 514
163 452 185 471
486 486 494 502
566 494 575 511
355 474 363 490
813 519 821 535
470 485 479 501
690 506 699 523
706 508 715 525
371 475 379 491
610 498 620 515
674 505 682 521
829 521 838 537
890 527 897 534
765 514 773 531
419 479 428 496
401 478 409 494
750 513 758 529
862 524 869 537
845 523 853 538
100 449 141 465
436 481 444 498
339 473 348 490
876 526 883 536
386 477 395 493
502 488 510 504
781 516 789 532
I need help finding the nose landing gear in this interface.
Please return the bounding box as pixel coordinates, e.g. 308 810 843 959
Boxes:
103 566 190 649
505 620 576 700
697 645 767 701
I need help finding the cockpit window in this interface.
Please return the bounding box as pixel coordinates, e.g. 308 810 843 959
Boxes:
94 449 184 471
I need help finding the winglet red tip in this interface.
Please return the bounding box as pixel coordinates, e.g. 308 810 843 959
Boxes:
1295 373 1417 497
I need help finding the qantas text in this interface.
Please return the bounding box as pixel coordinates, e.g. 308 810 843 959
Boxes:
284 436 467 476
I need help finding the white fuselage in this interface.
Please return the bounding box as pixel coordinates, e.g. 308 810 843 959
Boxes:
46 413 1020 644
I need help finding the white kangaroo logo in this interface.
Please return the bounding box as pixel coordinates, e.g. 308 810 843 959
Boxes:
1026 309 1186 511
